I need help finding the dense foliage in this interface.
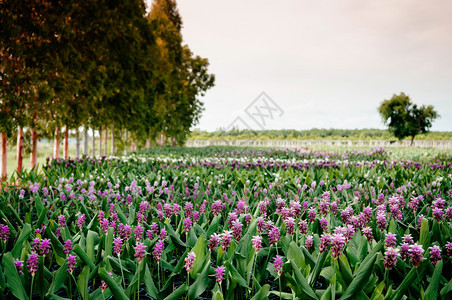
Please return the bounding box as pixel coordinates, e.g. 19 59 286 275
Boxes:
0 146 451 299
188 128 452 141
0 0 214 157
378 93 439 144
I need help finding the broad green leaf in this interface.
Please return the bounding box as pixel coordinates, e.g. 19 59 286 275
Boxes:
390 260 428 300
11 223 32 258
251 284 270 300
225 260 249 289
2 253 27 300
190 235 206 277
339 253 377 300
419 218 430 248
46 263 68 295
98 267 128 300
287 241 305 269
143 265 158 299
163 283 187 300
308 250 328 287
290 260 319 299
77 266 90 300
188 253 211 299
73 244 96 270
424 260 442 300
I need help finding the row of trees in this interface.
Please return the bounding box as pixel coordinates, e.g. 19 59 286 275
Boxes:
0 0 215 178
189 128 451 141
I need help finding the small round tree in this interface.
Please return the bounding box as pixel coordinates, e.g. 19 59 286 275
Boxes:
378 92 439 145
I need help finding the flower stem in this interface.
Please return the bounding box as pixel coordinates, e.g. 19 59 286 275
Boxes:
118 254 126 289
30 275 35 300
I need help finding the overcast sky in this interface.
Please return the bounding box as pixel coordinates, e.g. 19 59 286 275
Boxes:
170 1 452 131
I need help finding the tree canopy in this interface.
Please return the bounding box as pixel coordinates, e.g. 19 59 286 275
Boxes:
378 93 439 144
0 0 214 151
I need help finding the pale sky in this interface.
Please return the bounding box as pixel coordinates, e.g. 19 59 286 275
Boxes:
164 1 452 131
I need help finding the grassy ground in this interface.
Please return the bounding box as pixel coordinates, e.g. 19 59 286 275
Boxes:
4 142 451 179
4 139 114 178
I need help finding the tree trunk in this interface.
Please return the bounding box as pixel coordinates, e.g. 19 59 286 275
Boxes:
131 140 135 152
30 128 38 169
160 131 165 147
172 137 177 147
30 110 38 169
104 128 108 156
111 127 115 155
75 127 80 158
145 139 150 149
53 127 60 159
92 127 95 157
83 125 88 155
1 133 6 180
99 127 102 156
124 129 128 155
16 126 24 174
63 126 69 159
410 136 414 146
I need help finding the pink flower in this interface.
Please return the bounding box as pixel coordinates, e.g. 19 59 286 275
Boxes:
216 266 225 284
134 242 146 262
183 218 192 234
63 239 73 255
383 247 399 270
208 233 220 251
113 237 123 256
0 224 10 242
67 255 77 273
231 220 243 240
305 236 313 249
273 256 284 276
27 253 38 276
184 252 196 273
14 259 23 274
268 226 280 246
221 231 232 251
257 217 266 234
76 214 86 230
429 245 441 266
298 220 308 234
385 233 397 248
252 236 262 253
409 244 424 267
134 225 143 242
153 240 164 263
331 233 346 258
285 218 295 235
39 239 51 256
319 233 332 253
362 227 373 242
58 215 66 228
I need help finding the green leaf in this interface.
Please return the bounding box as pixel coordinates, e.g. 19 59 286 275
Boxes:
143 265 158 299
77 266 90 300
188 253 211 299
287 241 305 269
339 253 377 300
2 253 27 300
308 251 328 287
73 244 96 270
163 283 188 300
290 260 319 299
98 267 128 300
225 260 249 289
125 259 146 297
424 260 442 300
190 235 206 277
11 223 32 258
251 284 270 300
390 260 428 300
419 218 430 248
46 263 68 295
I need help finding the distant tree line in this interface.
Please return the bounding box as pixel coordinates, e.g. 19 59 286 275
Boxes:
189 128 452 141
0 0 215 178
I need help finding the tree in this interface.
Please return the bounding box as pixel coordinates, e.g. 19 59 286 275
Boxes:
378 93 439 145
